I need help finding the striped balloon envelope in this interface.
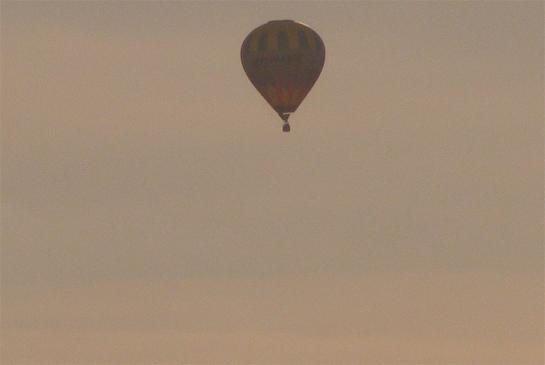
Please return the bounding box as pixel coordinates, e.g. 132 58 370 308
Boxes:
241 20 325 132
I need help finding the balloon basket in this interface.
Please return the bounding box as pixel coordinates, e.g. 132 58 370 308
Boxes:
282 123 290 132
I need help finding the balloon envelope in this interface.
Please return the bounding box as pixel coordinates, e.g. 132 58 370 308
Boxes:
241 20 325 127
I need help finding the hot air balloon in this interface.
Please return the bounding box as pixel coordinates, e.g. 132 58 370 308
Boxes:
241 20 325 132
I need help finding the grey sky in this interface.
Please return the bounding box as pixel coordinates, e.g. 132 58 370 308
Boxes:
1 1 543 363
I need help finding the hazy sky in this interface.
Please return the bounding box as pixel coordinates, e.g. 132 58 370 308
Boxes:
1 1 543 363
